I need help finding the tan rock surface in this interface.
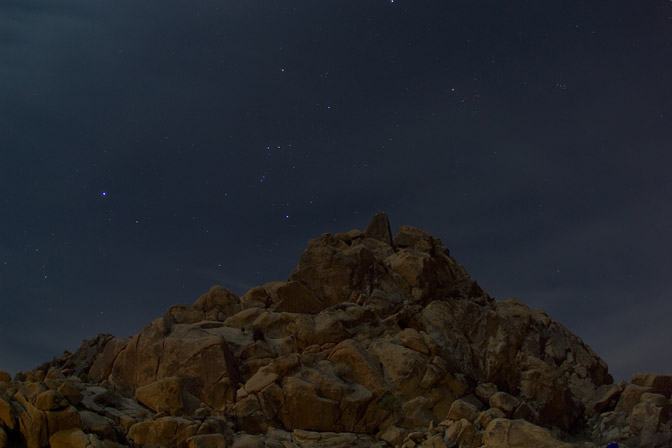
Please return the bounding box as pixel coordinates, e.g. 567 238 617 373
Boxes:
193 285 242 321
188 433 229 448
34 390 68 411
135 376 185 415
48 428 89 448
631 372 672 397
0 395 16 430
483 418 573 448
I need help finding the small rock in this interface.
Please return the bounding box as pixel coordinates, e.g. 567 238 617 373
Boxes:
475 408 506 430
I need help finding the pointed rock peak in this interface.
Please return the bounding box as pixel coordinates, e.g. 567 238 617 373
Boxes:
365 212 393 246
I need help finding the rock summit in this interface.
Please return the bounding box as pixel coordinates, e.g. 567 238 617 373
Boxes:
1 213 670 447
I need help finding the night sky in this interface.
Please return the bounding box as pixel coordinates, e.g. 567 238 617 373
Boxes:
1 0 671 382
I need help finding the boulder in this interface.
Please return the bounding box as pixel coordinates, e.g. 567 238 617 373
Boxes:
379 425 408 447
483 418 573 448
516 354 580 429
80 410 117 440
57 381 83 406
369 341 428 397
476 383 499 403
127 420 153 446
291 429 376 448
244 368 280 395
397 328 430 355
231 434 265 448
129 416 198 448
629 400 667 433
165 304 205 324
15 394 49 448
34 390 68 411
110 318 243 409
447 399 480 422
135 376 190 415
88 337 129 383
328 340 387 396
475 408 506 430
393 225 436 250
400 396 435 429
631 373 672 397
48 428 89 448
289 232 379 306
489 392 520 416
444 418 481 448
265 280 323 314
193 285 242 321
188 433 229 448
0 395 16 430
364 212 394 246
615 384 651 414
278 376 341 431
45 405 83 436
586 382 624 415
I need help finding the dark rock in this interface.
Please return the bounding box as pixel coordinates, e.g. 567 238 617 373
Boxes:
364 212 394 246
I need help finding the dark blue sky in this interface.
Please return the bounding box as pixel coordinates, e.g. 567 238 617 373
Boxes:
1 0 671 381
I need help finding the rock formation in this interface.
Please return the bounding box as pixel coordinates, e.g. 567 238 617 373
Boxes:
1 213 670 447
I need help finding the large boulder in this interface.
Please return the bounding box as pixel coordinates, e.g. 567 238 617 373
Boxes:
193 286 242 321
483 418 573 448
109 319 245 410
48 428 89 448
128 416 199 448
134 376 200 415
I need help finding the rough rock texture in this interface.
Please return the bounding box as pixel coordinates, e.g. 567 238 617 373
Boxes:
1 213 670 448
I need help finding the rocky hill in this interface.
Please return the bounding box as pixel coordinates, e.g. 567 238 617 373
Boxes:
1 213 670 448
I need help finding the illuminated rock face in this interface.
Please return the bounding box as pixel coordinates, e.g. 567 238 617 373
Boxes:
1 213 670 448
